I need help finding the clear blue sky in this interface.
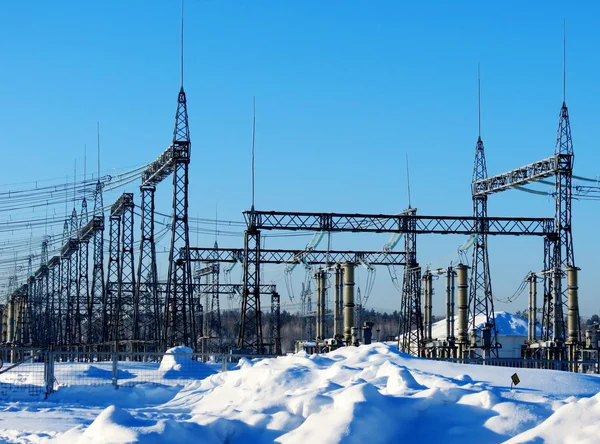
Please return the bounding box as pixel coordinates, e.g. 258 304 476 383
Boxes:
1 1 599 317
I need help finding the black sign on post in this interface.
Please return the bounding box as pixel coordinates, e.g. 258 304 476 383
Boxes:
511 373 520 390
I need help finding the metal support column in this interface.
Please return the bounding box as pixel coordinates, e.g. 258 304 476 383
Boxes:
136 186 159 346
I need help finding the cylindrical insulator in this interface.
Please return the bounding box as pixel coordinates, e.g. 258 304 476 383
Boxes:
528 274 537 342
446 267 454 340
424 273 433 340
456 264 468 345
552 270 562 342
334 265 342 339
343 263 355 344
315 271 323 340
567 267 579 344
586 330 592 349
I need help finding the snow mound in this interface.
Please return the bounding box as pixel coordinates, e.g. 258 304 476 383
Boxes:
67 405 220 444
158 346 217 380
8 342 600 443
507 392 600 443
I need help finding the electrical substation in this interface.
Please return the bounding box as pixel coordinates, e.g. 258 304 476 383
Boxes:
1 28 599 375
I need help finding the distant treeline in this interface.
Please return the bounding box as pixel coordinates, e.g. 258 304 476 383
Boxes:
217 308 443 354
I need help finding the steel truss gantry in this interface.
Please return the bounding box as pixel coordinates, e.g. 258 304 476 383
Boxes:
194 253 221 355
187 246 411 353
191 282 279 355
186 247 409 266
105 193 136 345
472 101 576 351
136 185 160 346
238 209 554 354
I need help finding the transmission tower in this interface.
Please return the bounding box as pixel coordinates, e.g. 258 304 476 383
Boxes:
58 221 69 345
49 257 60 345
162 86 195 350
37 238 50 346
542 100 576 348
468 69 498 357
66 207 80 345
115 194 136 343
136 184 160 346
210 243 222 352
105 207 121 343
78 196 90 344
398 207 423 356
90 181 105 344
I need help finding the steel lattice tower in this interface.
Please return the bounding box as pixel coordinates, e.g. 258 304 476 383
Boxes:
105 211 121 343
90 182 105 344
193 260 204 352
542 101 576 345
49 257 60 345
77 197 89 344
58 221 69 345
136 185 160 345
469 134 498 355
201 274 210 352
210 244 222 352
270 291 281 355
27 274 36 345
116 194 136 342
239 216 263 353
34 239 49 345
398 208 423 356
36 239 50 346
162 87 195 350
66 208 80 345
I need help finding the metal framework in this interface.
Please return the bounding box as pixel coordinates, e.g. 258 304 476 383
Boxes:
549 102 576 346
270 291 281 355
470 100 577 350
399 208 423 355
114 194 136 343
469 135 498 356
245 211 554 235
77 197 90 344
104 208 121 343
239 218 262 352
48 256 60 345
472 155 557 196
140 86 194 351
188 247 409 265
89 182 105 344
136 185 160 345
238 209 554 354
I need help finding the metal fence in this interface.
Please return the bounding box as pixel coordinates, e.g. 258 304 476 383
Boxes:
432 357 600 374
0 347 277 398
0 348 47 398
5 348 599 399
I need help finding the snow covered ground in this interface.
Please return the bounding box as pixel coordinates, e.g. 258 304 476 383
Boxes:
1 342 599 443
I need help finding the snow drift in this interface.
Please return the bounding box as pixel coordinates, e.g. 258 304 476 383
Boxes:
8 342 593 444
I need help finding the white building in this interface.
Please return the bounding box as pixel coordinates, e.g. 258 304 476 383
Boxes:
430 311 541 358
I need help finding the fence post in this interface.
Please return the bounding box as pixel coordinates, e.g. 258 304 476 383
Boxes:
221 353 227 373
44 345 55 398
112 352 118 389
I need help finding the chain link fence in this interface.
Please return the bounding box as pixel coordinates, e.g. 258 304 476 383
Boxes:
0 347 276 398
432 357 600 373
